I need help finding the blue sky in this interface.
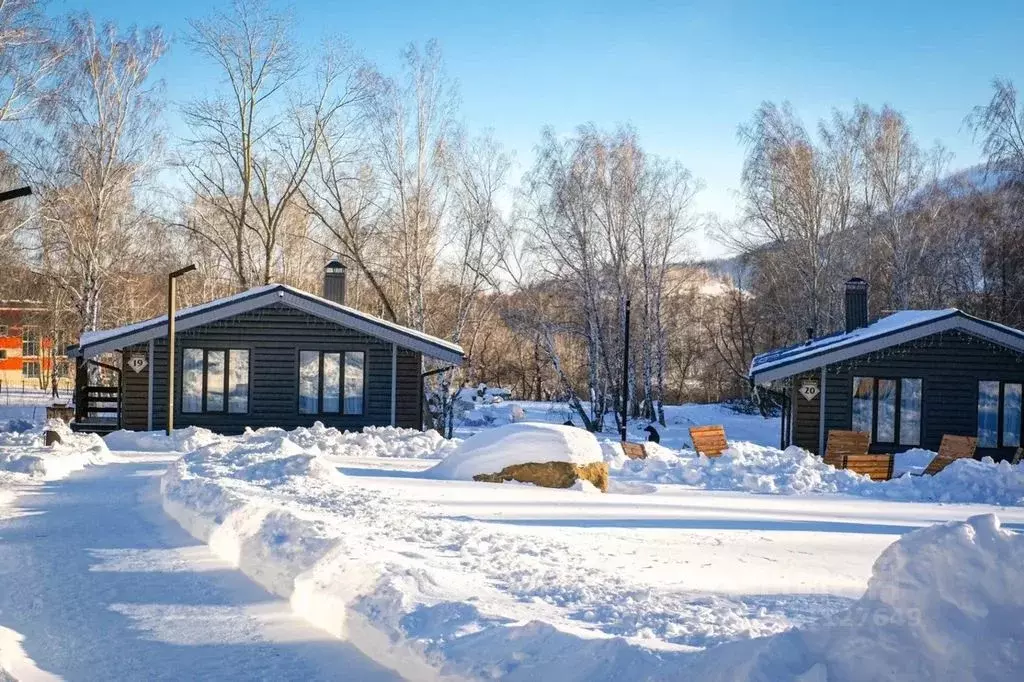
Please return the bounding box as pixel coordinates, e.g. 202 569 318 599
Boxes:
55 0 1024 256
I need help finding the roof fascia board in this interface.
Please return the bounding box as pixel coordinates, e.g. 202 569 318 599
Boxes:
77 291 284 359
76 287 465 365
751 314 1024 384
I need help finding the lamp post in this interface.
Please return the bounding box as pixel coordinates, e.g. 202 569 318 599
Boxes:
0 186 31 203
620 298 631 442
166 264 196 435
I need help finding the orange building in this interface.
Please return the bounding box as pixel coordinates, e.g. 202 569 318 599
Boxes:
0 301 68 391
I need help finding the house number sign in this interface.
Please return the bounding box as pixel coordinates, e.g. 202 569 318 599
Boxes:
798 380 820 401
127 354 148 373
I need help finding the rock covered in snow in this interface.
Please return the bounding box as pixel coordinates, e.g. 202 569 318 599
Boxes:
428 422 603 481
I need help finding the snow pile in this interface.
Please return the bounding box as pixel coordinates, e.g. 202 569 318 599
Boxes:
695 514 1024 681
428 422 603 480
608 441 1024 506
104 426 221 453
0 419 111 480
608 441 871 495
162 429 816 680
263 422 457 460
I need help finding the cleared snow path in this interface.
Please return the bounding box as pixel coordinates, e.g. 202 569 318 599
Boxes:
0 455 400 682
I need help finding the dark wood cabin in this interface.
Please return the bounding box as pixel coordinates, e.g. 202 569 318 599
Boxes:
67 262 463 434
751 279 1024 461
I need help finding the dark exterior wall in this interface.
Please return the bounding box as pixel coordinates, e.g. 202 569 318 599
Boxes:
123 303 426 434
121 343 151 430
791 373 822 453
809 330 1024 458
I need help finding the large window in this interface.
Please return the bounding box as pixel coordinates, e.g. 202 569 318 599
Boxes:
852 376 922 446
977 380 1021 448
298 350 365 415
182 348 249 414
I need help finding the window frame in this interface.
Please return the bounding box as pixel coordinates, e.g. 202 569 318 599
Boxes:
977 380 1023 448
180 347 251 415
21 326 39 357
22 359 41 379
851 376 922 446
296 348 368 417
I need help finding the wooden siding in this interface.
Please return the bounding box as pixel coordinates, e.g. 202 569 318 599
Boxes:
125 303 427 434
791 372 822 453
120 343 150 430
395 348 422 429
805 329 1024 458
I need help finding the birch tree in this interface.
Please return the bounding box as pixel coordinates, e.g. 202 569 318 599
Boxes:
26 16 165 335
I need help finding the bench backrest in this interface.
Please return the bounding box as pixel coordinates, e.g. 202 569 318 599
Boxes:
923 435 978 476
621 442 647 460
689 425 728 457
824 430 870 466
843 454 894 481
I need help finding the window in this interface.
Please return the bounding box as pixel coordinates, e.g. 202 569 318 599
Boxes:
852 376 922 446
852 377 874 434
876 379 896 443
978 381 1021 448
298 350 365 415
22 327 38 357
182 348 249 414
0 349 6 360
899 378 922 446
0 325 7 337
22 360 40 378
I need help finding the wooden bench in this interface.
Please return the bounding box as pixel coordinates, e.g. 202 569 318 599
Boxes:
920 435 977 476
689 425 727 457
823 430 870 468
621 442 647 460
842 454 894 481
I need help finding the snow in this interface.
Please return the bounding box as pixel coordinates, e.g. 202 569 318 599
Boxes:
427 422 603 480
607 440 1024 506
4 391 1024 680
0 452 399 680
690 514 1024 681
156 423 1024 680
0 419 111 480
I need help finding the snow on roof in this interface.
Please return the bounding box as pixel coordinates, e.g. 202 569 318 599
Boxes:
749 308 1024 383
73 283 463 362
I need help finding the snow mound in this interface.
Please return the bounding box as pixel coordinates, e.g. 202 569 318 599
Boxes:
428 422 603 480
255 422 458 460
0 419 111 480
609 441 870 495
609 441 1024 506
104 426 220 453
695 514 1024 681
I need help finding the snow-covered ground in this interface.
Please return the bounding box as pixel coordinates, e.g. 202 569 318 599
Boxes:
3 396 1024 680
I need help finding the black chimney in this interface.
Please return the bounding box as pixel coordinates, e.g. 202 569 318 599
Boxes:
844 278 869 333
324 259 346 305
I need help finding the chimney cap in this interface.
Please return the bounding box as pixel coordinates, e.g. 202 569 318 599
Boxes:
325 258 346 273
845 277 868 287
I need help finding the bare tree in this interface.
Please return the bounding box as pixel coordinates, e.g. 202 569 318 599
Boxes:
178 0 359 287
24 16 166 335
968 78 1024 179
0 0 61 124
362 40 455 330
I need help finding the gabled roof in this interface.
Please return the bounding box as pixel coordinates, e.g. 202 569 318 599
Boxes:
750 309 1024 384
68 284 464 365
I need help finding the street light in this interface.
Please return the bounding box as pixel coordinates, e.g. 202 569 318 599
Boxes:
0 186 31 203
166 264 196 435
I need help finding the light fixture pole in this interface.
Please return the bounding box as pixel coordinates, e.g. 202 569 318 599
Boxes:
0 186 31 203
166 264 196 435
